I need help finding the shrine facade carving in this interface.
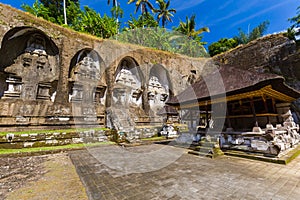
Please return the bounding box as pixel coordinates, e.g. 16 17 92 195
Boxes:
0 7 204 130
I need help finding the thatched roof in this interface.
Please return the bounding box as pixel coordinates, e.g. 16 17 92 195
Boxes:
167 65 300 106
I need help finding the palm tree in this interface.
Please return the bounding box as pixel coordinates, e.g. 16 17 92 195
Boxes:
107 0 117 7
174 14 209 41
154 0 176 28
107 0 123 34
107 0 120 18
128 0 154 14
125 13 158 29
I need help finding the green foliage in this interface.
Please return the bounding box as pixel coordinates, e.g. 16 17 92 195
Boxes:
124 13 158 30
154 0 176 28
21 0 56 23
209 20 269 55
141 136 164 141
128 0 155 14
0 127 108 137
22 0 119 39
173 14 209 45
63 0 82 27
111 4 124 19
36 0 79 24
287 5 300 42
115 27 208 58
108 0 123 20
68 5 119 38
208 38 238 56
71 6 119 38
288 6 300 28
0 142 114 155
234 21 270 44
21 0 210 51
284 27 296 40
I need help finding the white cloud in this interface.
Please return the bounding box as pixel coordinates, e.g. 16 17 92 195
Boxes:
218 0 234 11
172 0 206 12
230 0 293 28
213 0 260 24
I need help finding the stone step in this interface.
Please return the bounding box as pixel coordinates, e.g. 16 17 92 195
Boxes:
193 146 213 154
223 150 284 164
223 144 300 165
188 150 213 158
199 141 216 148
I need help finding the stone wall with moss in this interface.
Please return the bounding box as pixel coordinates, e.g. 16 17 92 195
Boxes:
0 3 299 131
0 3 212 131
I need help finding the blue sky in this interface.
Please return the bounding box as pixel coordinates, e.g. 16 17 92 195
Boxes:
0 0 298 47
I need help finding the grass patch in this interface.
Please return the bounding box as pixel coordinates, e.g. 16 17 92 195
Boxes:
283 145 300 164
141 136 165 141
0 127 110 137
0 142 115 155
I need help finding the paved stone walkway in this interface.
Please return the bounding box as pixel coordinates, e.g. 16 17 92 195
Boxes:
69 144 300 200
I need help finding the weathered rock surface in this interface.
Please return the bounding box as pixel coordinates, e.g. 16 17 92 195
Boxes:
0 3 211 131
213 34 300 116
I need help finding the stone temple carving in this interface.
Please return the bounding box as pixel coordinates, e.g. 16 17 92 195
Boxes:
3 33 57 101
69 55 102 103
107 59 143 132
68 51 105 122
113 60 142 107
148 76 169 112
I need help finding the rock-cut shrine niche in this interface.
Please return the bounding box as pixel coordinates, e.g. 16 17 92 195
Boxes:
0 27 59 101
113 57 143 107
69 49 106 107
148 64 172 114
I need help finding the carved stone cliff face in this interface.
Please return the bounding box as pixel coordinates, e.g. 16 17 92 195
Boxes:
1 4 299 131
213 34 300 116
214 34 300 80
0 3 213 130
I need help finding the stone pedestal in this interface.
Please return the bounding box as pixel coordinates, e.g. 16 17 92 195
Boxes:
37 82 51 100
3 75 22 98
70 83 83 102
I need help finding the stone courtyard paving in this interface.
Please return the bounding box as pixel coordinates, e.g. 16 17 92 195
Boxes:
69 144 300 200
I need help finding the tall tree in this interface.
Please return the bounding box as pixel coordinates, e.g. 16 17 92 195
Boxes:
124 12 158 29
154 0 176 28
107 0 117 7
39 0 79 24
22 0 79 25
107 0 123 19
110 4 124 19
74 6 118 38
127 0 154 14
174 14 209 44
22 0 118 39
22 0 54 22
234 21 270 44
